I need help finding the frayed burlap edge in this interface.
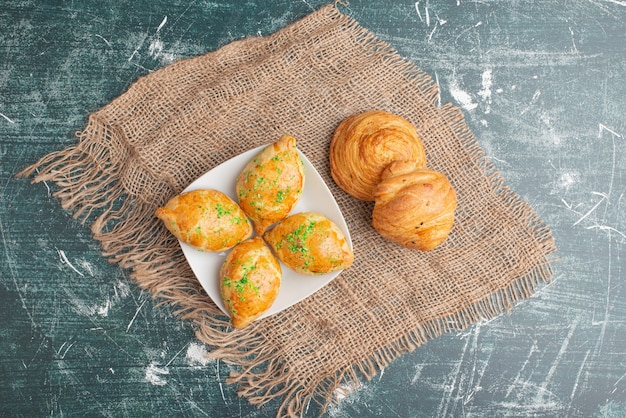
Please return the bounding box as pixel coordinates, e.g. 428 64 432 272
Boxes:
17 4 557 417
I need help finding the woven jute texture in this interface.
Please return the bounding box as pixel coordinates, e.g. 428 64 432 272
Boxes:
20 4 557 416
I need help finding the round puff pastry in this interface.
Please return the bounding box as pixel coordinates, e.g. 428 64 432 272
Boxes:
219 237 282 329
330 110 426 201
237 134 305 235
155 189 252 252
263 212 354 275
372 161 457 251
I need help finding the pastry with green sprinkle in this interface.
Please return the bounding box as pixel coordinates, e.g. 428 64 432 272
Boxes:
155 189 252 252
236 134 305 235
219 237 282 329
263 212 353 275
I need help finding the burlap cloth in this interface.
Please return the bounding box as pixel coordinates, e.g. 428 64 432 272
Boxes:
20 4 557 417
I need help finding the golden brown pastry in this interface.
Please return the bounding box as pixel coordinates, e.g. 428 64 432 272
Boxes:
237 135 305 235
219 237 282 329
263 212 354 275
330 110 426 201
155 189 252 252
372 161 457 251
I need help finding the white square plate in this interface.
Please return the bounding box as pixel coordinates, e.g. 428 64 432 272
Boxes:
180 145 351 319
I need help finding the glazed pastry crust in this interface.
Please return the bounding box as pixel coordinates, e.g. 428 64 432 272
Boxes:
263 212 354 275
330 110 426 201
155 189 252 252
237 135 305 235
372 161 457 251
219 237 282 329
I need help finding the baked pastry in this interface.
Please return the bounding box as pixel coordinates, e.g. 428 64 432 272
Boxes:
219 237 282 329
155 189 252 252
237 135 305 235
263 212 354 275
372 161 457 251
330 110 426 201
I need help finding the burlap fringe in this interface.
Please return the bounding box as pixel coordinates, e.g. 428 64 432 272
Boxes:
17 5 556 418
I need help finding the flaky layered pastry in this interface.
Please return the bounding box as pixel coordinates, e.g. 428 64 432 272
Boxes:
330 110 426 201
372 161 457 251
263 212 354 275
237 135 305 235
155 189 252 252
219 237 282 329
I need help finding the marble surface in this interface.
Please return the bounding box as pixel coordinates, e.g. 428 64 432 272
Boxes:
2 1 625 416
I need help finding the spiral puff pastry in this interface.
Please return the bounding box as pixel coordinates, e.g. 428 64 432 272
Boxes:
330 110 426 201
372 161 457 251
